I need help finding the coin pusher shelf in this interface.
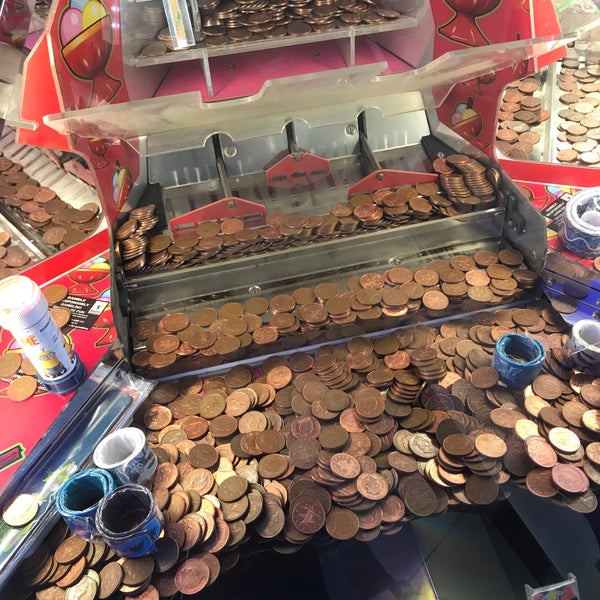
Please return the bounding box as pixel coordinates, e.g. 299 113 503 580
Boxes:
126 0 428 98
41 32 574 378
111 113 547 378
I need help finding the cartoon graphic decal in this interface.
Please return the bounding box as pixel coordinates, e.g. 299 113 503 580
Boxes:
450 97 488 149
87 138 111 169
437 0 503 47
68 257 109 296
38 349 68 378
112 161 133 209
463 71 496 96
58 0 122 107
0 443 25 472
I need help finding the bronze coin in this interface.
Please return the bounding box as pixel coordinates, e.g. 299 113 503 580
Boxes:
288 438 320 470
153 462 179 488
217 475 248 502
192 307 217 326
43 284 69 306
585 441 600 466
551 463 589 494
290 495 326 535
422 290 449 311
50 307 72 329
144 405 172 430
356 472 389 500
174 558 210 595
319 424 349 450
266 366 293 389
532 373 563 400
325 507 359 540
121 556 154 586
254 498 285 539
0 352 21 377
525 468 558 498
474 433 507 459
244 296 269 315
524 436 557 468
161 313 190 332
188 443 219 469
6 375 38 401
464 474 499 505
152 334 180 354
5 246 30 268
255 430 285 454
330 452 361 479
380 494 406 523
209 414 238 437
198 393 226 419
257 453 289 479
442 433 475 457
55 536 88 564
470 366 499 389
401 475 438 516
181 468 214 495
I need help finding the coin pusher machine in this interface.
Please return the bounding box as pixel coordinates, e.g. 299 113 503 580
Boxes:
100 58 553 378
25 0 587 377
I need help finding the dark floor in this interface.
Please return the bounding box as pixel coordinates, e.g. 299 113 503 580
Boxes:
192 486 600 600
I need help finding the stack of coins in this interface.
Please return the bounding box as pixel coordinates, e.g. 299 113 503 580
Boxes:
22 302 600 598
140 0 403 56
554 53 600 165
495 76 546 160
435 154 496 207
0 153 103 250
118 158 497 276
129 248 538 372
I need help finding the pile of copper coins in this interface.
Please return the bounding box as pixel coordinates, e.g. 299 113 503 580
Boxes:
129 248 539 372
140 0 404 56
21 302 600 598
118 155 497 276
0 153 102 250
0 230 33 279
495 76 546 161
554 53 600 165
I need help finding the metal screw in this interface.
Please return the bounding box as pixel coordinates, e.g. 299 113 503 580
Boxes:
389 257 403 265
223 146 237 158
249 285 261 294
345 124 357 136
228 201 236 208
